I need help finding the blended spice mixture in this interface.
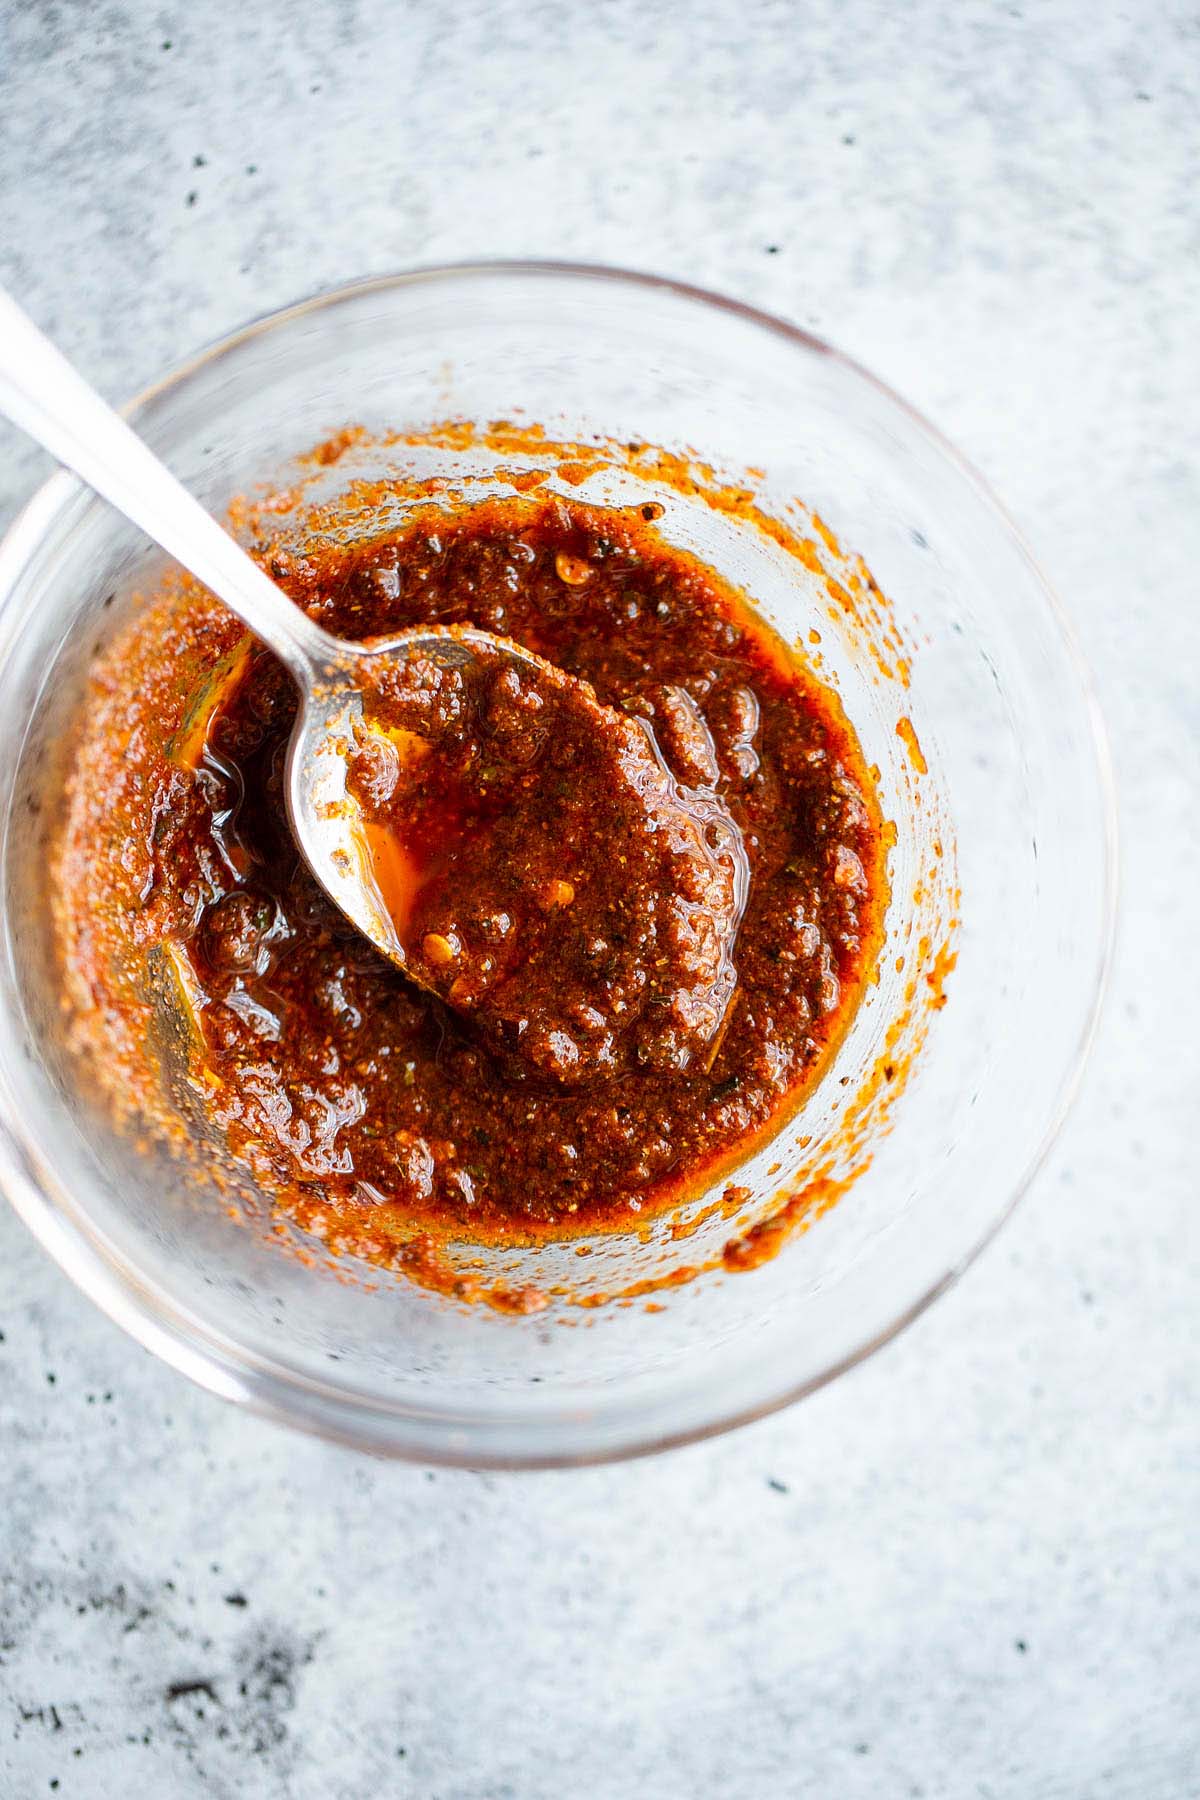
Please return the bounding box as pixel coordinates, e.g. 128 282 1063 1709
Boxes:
56 494 887 1255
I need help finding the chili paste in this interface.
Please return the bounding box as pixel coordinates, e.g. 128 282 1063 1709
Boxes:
56 494 887 1248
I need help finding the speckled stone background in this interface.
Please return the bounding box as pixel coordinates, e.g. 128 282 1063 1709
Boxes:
1 2 1197 1795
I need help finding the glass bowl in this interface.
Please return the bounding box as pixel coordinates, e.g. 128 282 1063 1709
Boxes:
0 265 1115 1466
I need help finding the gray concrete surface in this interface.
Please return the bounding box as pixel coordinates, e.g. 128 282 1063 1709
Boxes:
1 2 1198 1795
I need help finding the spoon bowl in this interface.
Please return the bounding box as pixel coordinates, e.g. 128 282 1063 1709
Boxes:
291 620 749 1073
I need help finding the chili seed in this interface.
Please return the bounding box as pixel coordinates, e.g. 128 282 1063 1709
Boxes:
555 552 592 586
537 879 576 909
422 931 460 966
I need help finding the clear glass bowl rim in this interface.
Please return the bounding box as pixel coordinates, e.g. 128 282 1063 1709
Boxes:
0 260 1119 1467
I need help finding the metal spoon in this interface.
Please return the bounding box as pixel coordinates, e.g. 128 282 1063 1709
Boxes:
0 287 550 974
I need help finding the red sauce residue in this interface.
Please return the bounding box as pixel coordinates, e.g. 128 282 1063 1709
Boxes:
896 715 928 774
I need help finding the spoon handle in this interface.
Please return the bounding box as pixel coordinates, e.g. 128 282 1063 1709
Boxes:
0 287 336 684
